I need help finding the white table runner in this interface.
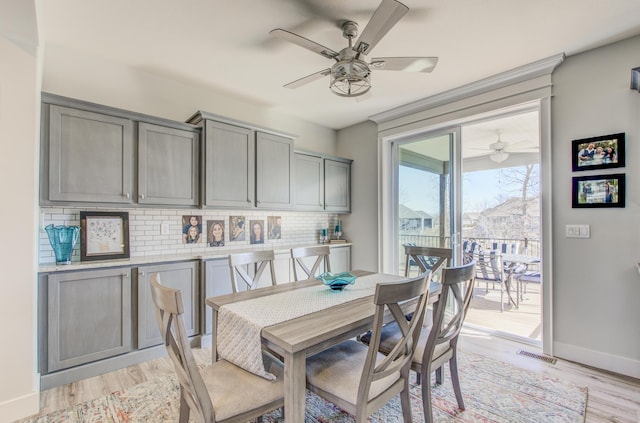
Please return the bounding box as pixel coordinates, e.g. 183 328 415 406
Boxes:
217 273 400 379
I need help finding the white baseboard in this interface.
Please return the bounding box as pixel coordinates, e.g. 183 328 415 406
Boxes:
554 341 640 378
0 390 40 422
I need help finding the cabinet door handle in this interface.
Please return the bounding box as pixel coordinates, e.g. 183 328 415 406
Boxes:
125 192 130 199
139 271 145 276
140 194 145 199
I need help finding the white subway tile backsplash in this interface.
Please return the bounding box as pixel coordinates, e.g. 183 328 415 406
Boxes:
39 207 338 264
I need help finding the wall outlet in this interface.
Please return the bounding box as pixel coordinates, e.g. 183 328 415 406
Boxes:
160 223 170 235
566 224 590 238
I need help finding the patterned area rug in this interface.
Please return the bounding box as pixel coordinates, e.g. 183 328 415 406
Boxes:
19 351 587 422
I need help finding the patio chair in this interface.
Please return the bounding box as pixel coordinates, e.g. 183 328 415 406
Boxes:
472 250 513 312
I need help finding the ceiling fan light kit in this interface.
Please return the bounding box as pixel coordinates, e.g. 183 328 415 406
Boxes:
489 150 509 163
270 0 437 98
330 59 371 97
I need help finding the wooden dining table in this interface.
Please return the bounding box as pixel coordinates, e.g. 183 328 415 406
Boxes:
205 269 441 422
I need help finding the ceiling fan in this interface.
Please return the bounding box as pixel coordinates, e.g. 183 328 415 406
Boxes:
488 137 510 163
269 0 438 98
473 132 537 163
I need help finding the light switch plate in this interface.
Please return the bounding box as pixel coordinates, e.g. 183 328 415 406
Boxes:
566 224 590 238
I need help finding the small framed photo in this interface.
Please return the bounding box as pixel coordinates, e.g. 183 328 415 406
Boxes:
249 220 265 244
572 173 625 208
80 211 130 261
572 133 625 171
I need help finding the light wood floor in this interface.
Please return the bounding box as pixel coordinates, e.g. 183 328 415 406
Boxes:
19 331 640 422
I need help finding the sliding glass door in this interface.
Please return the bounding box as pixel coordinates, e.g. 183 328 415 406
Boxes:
389 108 542 343
394 128 462 274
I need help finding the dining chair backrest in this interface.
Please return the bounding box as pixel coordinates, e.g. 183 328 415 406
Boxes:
360 272 431 417
290 245 331 281
149 273 214 421
228 250 277 293
419 260 476 422
404 245 452 281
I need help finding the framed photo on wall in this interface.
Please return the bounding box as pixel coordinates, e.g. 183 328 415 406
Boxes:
80 211 130 261
572 132 625 171
572 173 625 208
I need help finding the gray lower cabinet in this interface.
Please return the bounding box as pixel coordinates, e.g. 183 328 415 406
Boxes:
325 159 351 212
47 268 132 372
202 259 234 335
256 132 294 209
137 261 199 349
138 122 200 206
45 104 134 204
330 245 352 273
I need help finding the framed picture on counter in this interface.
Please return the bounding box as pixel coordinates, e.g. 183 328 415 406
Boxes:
80 211 130 261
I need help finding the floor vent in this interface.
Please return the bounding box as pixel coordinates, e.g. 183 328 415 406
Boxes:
517 349 557 364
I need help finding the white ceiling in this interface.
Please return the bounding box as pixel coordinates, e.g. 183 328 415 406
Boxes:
36 0 640 130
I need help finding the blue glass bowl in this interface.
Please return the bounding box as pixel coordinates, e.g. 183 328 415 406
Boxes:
316 272 357 291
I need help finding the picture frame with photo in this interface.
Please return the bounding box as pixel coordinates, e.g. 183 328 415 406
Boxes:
249 219 265 244
207 220 225 247
229 216 246 241
80 211 130 261
572 173 625 208
572 132 625 172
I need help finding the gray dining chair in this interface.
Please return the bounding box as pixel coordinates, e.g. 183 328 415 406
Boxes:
290 245 331 281
228 250 277 293
360 262 476 423
305 273 431 423
149 273 284 423
403 245 452 280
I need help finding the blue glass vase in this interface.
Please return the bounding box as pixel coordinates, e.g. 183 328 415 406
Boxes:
45 224 80 265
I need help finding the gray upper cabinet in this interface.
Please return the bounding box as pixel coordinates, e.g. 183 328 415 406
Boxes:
47 268 132 372
46 104 134 204
203 120 254 208
256 131 294 209
294 153 324 211
325 158 351 212
138 122 199 206
137 261 199 349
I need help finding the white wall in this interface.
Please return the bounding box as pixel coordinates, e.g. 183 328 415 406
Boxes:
551 35 640 376
337 121 379 272
0 35 40 421
41 44 338 155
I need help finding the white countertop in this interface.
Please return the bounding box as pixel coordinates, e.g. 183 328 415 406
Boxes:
38 242 352 273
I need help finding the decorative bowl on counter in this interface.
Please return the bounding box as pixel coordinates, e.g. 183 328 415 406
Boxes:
316 271 357 291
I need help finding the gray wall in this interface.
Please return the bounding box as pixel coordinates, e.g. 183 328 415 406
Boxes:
551 35 640 374
338 35 640 378
337 121 379 272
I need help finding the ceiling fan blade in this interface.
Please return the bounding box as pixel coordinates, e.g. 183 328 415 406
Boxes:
353 0 409 55
370 57 438 73
283 68 331 89
270 29 339 60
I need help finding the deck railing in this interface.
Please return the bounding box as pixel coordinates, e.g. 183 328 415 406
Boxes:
399 234 541 257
